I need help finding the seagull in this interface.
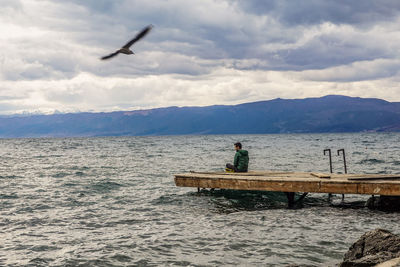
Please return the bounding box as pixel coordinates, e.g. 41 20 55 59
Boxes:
101 25 153 60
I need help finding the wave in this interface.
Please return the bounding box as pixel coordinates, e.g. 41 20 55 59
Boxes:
358 159 385 164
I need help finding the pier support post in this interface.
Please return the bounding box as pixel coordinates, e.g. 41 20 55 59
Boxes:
286 192 295 208
286 192 308 208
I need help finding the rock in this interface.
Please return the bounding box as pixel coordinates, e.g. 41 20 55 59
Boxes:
366 196 400 211
375 256 400 267
340 229 400 267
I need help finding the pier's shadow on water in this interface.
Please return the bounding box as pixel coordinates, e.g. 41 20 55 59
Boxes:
190 189 300 213
188 190 376 214
208 189 290 213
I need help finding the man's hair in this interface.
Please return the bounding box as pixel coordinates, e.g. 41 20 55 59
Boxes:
234 142 242 149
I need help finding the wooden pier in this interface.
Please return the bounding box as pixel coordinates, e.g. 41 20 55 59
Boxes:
174 171 400 207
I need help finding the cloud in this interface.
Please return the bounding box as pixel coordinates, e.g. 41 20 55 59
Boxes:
1 0 400 114
298 58 400 82
236 0 400 27
279 22 398 70
2 65 400 115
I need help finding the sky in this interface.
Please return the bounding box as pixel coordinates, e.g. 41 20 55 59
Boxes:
1 0 400 114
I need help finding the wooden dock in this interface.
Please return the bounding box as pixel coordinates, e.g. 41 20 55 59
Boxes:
174 171 400 207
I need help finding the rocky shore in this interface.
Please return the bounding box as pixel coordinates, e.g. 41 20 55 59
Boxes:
366 196 400 212
340 229 400 267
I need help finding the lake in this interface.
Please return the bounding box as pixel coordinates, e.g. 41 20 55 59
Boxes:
1 133 399 266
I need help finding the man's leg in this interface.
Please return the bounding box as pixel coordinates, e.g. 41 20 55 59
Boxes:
226 163 238 172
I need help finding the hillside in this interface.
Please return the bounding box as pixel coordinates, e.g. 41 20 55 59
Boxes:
1 95 400 137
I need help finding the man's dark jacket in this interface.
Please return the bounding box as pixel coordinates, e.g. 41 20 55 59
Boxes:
234 149 249 171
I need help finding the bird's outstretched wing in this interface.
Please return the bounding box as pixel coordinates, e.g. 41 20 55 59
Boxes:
101 51 119 60
122 25 153 49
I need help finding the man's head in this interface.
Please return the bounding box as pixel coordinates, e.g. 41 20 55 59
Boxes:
234 142 242 151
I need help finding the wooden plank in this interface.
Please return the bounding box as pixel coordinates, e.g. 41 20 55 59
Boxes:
357 183 400 195
174 171 400 196
177 172 317 180
319 180 359 194
311 172 331 179
348 175 400 181
187 171 311 177
175 176 322 192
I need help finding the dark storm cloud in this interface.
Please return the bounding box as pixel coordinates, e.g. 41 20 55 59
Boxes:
6 0 400 76
3 0 400 78
2 0 400 114
236 0 400 27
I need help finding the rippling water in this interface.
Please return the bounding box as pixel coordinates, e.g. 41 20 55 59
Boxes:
1 133 400 266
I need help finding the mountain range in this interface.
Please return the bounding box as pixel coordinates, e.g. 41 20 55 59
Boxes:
1 95 400 138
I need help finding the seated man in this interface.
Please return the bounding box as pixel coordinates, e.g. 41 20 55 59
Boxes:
226 142 249 172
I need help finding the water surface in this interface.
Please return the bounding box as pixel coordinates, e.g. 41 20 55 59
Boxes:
1 133 399 266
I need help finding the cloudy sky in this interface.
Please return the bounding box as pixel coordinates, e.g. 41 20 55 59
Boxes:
1 0 400 114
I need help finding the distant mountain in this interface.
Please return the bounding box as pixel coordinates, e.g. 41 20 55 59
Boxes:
1 95 400 138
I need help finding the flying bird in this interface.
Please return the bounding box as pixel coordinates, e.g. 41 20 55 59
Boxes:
101 25 153 60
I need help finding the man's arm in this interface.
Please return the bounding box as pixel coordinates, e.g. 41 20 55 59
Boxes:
233 151 239 167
